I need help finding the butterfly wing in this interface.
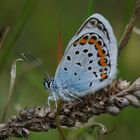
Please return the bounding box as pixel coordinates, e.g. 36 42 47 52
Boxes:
54 13 117 97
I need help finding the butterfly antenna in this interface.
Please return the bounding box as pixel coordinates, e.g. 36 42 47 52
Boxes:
22 53 50 79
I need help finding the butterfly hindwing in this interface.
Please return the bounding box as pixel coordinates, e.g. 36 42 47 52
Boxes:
53 13 117 98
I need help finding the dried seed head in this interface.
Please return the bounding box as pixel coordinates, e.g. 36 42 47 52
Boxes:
125 95 140 107
106 106 120 115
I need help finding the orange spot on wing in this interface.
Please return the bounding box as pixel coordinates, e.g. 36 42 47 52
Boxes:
95 43 105 57
79 36 88 45
101 73 108 79
99 57 107 66
95 44 100 50
95 41 101 50
88 37 96 44
100 68 105 73
98 48 105 57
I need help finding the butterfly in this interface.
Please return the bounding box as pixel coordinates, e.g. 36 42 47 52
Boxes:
30 13 118 107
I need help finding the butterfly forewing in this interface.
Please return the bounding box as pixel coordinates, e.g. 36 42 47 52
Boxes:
53 13 117 98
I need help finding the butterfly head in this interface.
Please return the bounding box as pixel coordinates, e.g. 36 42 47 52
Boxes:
44 78 54 91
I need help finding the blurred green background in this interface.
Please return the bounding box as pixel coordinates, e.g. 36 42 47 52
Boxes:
0 0 140 140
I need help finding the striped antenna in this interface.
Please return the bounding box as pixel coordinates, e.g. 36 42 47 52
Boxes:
22 53 50 79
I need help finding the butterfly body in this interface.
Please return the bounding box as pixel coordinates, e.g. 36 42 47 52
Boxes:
44 13 117 102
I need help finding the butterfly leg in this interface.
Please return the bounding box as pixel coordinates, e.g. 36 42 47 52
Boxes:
47 92 58 109
65 90 82 103
47 95 53 109
52 92 58 108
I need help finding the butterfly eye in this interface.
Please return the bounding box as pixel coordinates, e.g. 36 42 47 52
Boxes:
44 79 52 89
90 19 98 26
97 23 104 30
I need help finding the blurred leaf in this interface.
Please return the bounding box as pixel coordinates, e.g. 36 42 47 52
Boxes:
123 0 135 22
0 26 10 49
87 0 95 16
1 58 23 122
0 0 39 73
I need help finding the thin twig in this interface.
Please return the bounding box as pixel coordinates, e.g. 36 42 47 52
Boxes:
0 27 10 49
1 59 23 123
118 0 140 55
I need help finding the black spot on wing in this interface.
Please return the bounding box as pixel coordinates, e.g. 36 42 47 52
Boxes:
75 51 80 55
67 56 71 61
88 66 92 70
64 67 67 71
76 62 82 66
88 53 93 57
83 49 88 53
89 82 92 87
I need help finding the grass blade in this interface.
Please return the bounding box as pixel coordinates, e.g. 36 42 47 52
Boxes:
0 0 39 73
